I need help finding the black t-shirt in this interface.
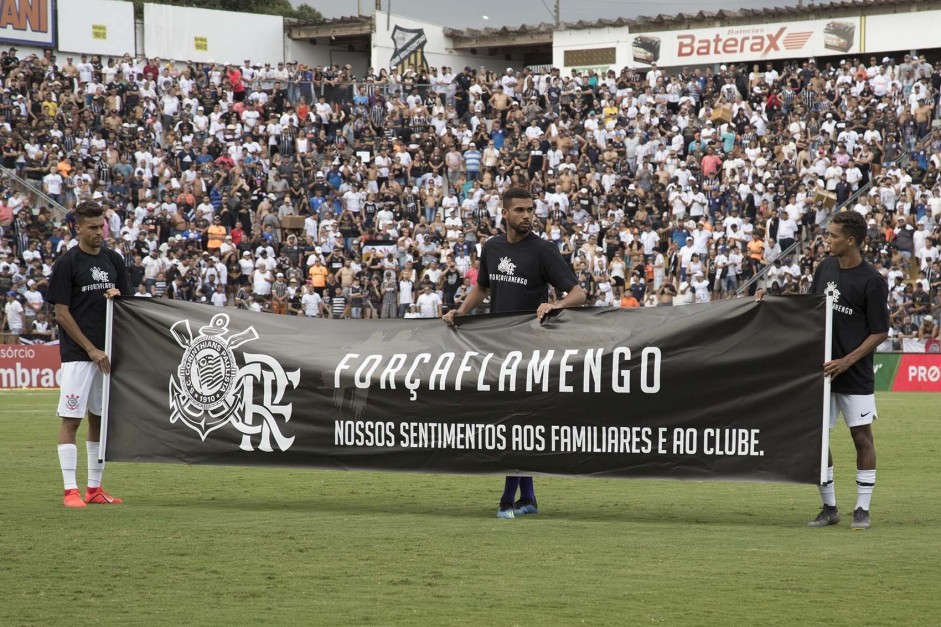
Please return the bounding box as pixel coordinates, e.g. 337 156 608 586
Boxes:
46 246 133 362
477 232 577 313
811 256 889 394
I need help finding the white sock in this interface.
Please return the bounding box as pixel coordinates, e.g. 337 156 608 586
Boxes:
57 444 78 491
86 441 104 489
856 469 876 511
818 466 836 507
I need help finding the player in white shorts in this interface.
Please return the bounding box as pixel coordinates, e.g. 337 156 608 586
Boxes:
807 212 888 530
57 362 104 419
758 212 888 530
46 201 132 508
829 394 877 429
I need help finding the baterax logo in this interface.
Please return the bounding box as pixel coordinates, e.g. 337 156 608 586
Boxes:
677 27 813 58
169 313 300 452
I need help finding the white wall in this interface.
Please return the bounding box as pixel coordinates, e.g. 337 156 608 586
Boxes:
57 0 135 57
553 25 630 74
864 11 941 57
284 36 370 75
143 4 283 64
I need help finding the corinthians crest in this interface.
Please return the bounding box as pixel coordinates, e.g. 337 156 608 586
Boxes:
390 25 428 75
498 257 516 276
169 313 300 452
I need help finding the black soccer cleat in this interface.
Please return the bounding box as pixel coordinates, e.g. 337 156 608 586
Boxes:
850 508 871 530
806 504 841 527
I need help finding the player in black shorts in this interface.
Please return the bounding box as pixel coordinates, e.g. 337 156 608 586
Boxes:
442 187 586 519
46 201 133 508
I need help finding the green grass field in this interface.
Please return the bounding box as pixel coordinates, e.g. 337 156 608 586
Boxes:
0 391 939 626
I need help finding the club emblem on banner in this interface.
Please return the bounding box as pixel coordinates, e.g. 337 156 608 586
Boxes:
169 313 300 452
390 25 428 75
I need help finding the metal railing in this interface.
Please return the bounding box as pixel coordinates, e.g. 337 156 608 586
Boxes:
736 147 916 296
280 81 444 105
0 164 68 222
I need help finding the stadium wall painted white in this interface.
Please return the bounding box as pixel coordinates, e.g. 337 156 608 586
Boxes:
372 11 521 75
864 12 939 59
57 0 135 58
143 3 283 65
284 37 370 75
553 25 631 74
0 0 54 47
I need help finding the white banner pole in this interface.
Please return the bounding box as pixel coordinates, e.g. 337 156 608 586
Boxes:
98 298 115 464
820 289 835 485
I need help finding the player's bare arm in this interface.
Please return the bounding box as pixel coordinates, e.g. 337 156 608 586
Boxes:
442 285 490 326
824 331 889 378
536 284 587 321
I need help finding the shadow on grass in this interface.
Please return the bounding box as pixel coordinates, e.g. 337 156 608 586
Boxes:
142 492 798 527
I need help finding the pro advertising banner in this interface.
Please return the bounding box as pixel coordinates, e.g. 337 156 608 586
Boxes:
106 297 825 483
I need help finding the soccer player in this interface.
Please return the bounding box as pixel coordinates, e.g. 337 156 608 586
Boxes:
761 211 888 530
443 187 586 519
46 201 133 508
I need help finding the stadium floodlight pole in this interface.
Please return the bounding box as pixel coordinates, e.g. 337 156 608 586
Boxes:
820 287 835 485
97 297 115 464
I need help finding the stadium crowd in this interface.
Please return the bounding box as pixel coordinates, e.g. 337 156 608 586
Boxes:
0 47 940 346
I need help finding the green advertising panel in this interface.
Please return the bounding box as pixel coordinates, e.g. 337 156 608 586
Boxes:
873 353 902 391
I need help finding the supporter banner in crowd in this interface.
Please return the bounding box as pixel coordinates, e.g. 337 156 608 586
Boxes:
143 3 283 65
373 11 512 75
0 0 54 47
0 344 61 389
106 297 827 483
57 0 134 57
627 17 861 68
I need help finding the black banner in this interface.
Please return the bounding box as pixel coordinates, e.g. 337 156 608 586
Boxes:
106 297 826 483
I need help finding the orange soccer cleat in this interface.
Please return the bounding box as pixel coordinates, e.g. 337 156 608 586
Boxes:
84 487 123 504
64 489 87 508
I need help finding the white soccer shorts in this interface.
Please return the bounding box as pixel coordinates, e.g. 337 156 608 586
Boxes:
57 361 104 418
829 393 877 429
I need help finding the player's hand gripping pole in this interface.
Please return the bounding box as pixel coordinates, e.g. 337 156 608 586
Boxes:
820 288 835 485
98 298 115 464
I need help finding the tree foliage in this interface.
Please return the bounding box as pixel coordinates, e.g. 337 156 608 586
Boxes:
126 0 324 22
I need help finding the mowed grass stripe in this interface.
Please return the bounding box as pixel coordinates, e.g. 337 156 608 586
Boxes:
0 391 938 626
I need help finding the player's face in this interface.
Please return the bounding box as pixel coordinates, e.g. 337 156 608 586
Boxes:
503 200 535 237
77 215 105 250
824 223 853 257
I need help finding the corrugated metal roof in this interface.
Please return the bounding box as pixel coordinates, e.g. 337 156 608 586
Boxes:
444 0 935 38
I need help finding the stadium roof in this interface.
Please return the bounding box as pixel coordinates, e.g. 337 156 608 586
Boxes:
285 15 373 40
285 0 941 46
444 0 940 40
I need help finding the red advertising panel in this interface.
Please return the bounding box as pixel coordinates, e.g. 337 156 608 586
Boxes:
0 344 62 389
893 354 941 393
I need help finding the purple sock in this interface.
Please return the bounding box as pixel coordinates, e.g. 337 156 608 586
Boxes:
501 476 521 504
520 477 536 503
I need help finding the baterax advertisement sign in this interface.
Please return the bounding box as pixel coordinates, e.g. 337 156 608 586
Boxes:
629 17 861 68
